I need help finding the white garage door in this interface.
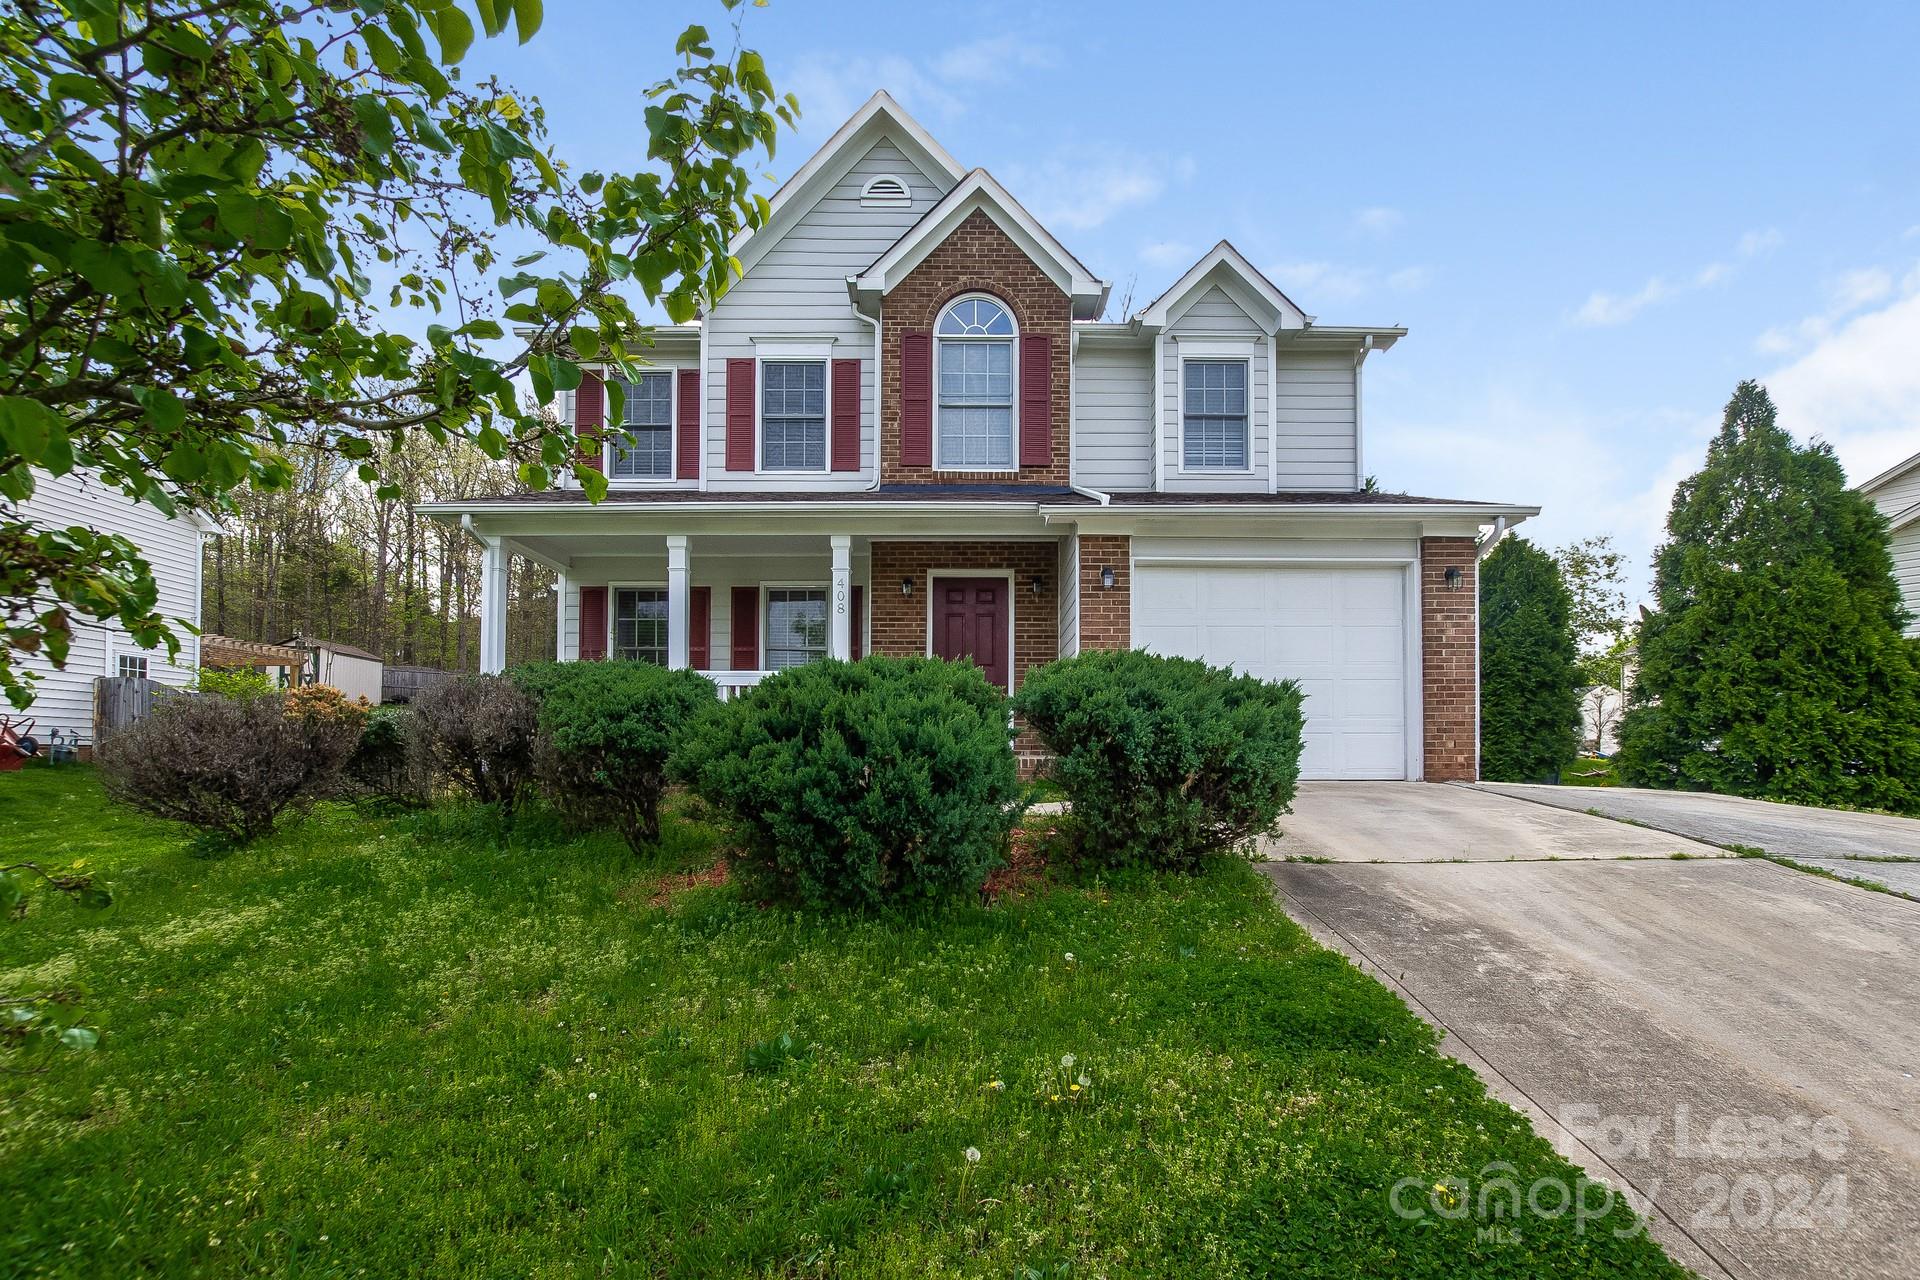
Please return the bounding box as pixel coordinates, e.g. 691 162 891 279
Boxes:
1133 563 1410 780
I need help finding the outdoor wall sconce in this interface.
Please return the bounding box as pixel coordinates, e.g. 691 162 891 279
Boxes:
900 577 913 597
1100 566 1117 590
1445 566 1465 590
1029 574 1044 596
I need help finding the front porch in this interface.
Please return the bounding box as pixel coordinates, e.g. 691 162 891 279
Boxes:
473 527 1093 705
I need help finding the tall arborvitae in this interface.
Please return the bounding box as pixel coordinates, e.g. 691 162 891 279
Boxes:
1479 536 1582 781
1617 380 1920 811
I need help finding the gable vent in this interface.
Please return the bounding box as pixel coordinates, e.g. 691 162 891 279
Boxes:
860 174 912 209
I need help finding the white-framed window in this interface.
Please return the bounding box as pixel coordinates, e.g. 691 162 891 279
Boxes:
612 588 669 665
936 295 1016 470
116 653 148 679
761 360 827 471
608 372 674 479
1182 358 1249 470
764 587 828 670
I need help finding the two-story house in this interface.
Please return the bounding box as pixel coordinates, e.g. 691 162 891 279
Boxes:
1859 449 1920 636
422 93 1538 782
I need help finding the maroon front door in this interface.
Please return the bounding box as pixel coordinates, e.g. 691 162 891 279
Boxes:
932 577 1009 689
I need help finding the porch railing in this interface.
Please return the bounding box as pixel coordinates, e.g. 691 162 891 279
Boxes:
704 670 772 702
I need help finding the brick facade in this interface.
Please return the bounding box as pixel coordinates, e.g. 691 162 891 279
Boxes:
880 209 1072 485
1420 536 1479 782
1075 534 1131 650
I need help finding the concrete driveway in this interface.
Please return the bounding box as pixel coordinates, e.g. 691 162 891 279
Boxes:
1481 782 1920 895
1263 783 1920 1280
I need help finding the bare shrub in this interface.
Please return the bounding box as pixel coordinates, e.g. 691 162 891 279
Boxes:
97 687 367 844
410 675 537 816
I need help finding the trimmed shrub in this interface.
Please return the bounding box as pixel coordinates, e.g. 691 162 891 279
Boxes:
191 666 279 700
98 686 367 844
1479 536 1582 782
514 661 717 852
672 656 1021 911
410 675 538 816
347 704 433 807
1014 649 1304 871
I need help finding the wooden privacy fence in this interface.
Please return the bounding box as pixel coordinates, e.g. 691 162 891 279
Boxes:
92 675 180 746
381 664 457 704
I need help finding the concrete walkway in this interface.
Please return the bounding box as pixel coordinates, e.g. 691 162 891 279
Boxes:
1263 783 1920 1280
1264 780 1728 862
1479 782 1920 861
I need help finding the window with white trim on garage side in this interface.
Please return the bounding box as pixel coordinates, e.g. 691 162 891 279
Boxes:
608 372 674 479
1182 359 1249 469
936 296 1015 469
116 653 149 679
761 361 826 471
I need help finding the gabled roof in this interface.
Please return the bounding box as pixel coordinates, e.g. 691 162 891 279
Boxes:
848 169 1111 320
730 91 965 276
1858 449 1920 498
1134 241 1311 333
1887 500 1920 533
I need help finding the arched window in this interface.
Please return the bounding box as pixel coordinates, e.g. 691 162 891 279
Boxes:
935 295 1016 469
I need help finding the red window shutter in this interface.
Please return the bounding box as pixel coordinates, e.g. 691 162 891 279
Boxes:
725 358 755 472
851 584 865 660
830 358 861 472
1019 334 1052 467
676 368 701 480
689 586 711 670
901 332 932 467
576 373 604 473
578 587 608 660
730 586 759 671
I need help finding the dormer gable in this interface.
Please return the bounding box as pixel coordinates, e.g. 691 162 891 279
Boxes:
1135 241 1311 334
730 91 965 277
849 170 1110 321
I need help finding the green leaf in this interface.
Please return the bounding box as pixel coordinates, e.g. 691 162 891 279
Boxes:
59 1027 99 1052
0 397 64 461
352 97 395 157
511 0 542 43
568 325 599 359
430 5 474 63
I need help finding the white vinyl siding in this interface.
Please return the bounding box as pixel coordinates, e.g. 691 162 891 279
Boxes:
1890 525 1920 637
704 138 955 490
1071 338 1155 490
11 469 206 742
1161 288 1270 491
1272 347 1360 491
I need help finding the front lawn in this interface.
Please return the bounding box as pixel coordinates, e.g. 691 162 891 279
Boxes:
0 766 1680 1277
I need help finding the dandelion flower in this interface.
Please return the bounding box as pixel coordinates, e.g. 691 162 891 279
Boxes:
588 1092 598 1101
965 1147 981 1164
1069 1084 1082 1093
1060 1052 1076 1069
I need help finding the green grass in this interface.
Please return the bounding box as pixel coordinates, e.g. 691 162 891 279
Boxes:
1559 757 1619 787
0 766 1682 1278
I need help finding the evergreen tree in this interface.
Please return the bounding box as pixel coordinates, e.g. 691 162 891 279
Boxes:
1617 380 1920 811
1480 536 1583 781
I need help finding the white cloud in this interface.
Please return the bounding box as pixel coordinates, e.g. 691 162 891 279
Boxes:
1369 384 1715 604
1268 260 1429 304
1139 239 1196 268
1764 275 1920 485
1572 228 1782 327
1750 264 1899 355
1005 151 1189 232
782 53 965 137
1354 206 1404 236
930 36 1055 83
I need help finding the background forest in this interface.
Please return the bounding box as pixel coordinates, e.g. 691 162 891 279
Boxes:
204 432 558 672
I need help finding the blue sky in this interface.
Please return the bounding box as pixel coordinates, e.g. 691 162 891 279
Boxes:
464 1 1920 598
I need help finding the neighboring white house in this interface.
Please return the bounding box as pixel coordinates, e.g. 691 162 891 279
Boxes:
283 636 384 705
11 469 215 744
1860 450 1920 637
422 92 1539 782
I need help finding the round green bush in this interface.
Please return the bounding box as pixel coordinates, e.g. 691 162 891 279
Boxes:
513 661 717 852
1013 649 1305 871
672 656 1021 911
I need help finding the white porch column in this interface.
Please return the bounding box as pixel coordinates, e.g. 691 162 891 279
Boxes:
554 571 570 661
666 534 691 669
479 537 507 674
829 533 852 661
